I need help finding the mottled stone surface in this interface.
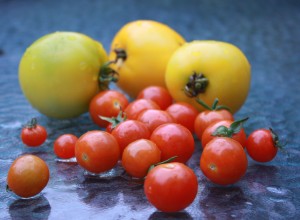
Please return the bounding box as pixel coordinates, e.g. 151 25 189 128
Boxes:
0 0 300 219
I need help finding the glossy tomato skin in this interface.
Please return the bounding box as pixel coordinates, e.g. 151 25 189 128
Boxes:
53 134 78 159
200 137 248 185
246 129 278 162
194 109 233 141
111 120 151 156
137 86 173 110
21 124 47 147
7 155 50 198
166 102 199 133
75 131 120 174
89 90 129 128
144 162 198 212
122 139 161 178
201 120 247 148
124 99 160 120
150 123 194 163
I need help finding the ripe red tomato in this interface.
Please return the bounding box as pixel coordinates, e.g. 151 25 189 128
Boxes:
200 137 248 185
137 109 174 133
111 120 151 156
150 123 194 163
75 130 120 174
144 162 198 212
53 134 78 159
89 90 129 128
201 120 247 148
122 139 161 178
137 86 173 110
7 154 50 198
166 102 199 133
124 99 160 120
246 128 280 162
21 118 47 147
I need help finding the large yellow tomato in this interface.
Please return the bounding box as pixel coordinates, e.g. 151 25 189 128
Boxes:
165 41 251 114
19 32 107 119
108 20 185 98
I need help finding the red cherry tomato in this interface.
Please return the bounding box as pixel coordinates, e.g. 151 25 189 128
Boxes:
21 118 47 147
89 90 129 128
246 128 280 162
200 137 248 185
122 139 161 178
166 102 199 133
144 162 198 212
124 99 160 120
53 134 78 159
75 130 120 174
137 86 173 110
150 123 194 163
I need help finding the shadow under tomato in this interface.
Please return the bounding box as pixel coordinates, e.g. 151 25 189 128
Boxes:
148 210 193 220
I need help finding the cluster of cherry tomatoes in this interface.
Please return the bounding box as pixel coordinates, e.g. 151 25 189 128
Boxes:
7 85 282 213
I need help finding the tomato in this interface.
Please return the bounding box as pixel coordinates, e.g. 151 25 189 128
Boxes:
200 137 248 185
108 20 185 97
144 162 198 212
75 131 120 174
165 40 251 114
53 134 78 159
166 102 199 133
150 123 194 163
124 99 160 120
137 86 173 110
246 128 281 162
137 109 174 133
19 32 108 119
122 139 161 178
21 118 47 147
7 155 50 198
89 90 129 128
201 119 247 148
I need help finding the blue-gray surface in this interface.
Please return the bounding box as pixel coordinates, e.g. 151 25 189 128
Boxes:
1 0 300 219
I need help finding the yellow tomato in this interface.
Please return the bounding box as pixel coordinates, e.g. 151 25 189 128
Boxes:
165 40 251 114
19 32 107 119
108 20 185 98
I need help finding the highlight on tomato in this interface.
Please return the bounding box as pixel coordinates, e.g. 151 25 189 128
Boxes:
53 134 78 159
21 118 47 147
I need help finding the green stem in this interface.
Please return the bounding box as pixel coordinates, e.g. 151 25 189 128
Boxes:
147 156 178 174
196 98 231 112
212 117 249 137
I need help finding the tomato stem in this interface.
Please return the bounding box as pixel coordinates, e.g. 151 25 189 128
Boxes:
269 128 286 150
99 110 127 130
147 156 178 175
6 184 11 192
212 117 249 138
99 61 119 90
24 118 38 129
184 72 209 97
196 98 231 112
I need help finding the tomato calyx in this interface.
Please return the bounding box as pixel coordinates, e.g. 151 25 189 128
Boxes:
196 98 231 112
270 128 285 150
212 117 249 138
146 156 178 175
99 61 119 90
6 184 12 193
114 48 127 62
99 110 127 131
24 118 38 129
184 72 209 98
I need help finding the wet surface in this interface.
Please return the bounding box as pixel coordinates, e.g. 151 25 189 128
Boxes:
1 0 300 219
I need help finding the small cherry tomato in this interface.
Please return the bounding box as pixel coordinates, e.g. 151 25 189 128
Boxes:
89 90 129 128
124 99 160 120
137 86 173 110
200 137 248 185
75 131 120 174
21 118 47 147
144 162 198 212
246 128 281 162
122 139 161 178
137 109 174 133
166 102 199 133
111 120 151 156
150 123 194 163
7 154 50 198
53 134 78 159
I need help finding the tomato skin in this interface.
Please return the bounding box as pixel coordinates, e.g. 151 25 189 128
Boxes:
144 162 198 212
246 129 278 162
200 137 248 185
75 131 120 174
89 90 129 128
124 99 160 120
201 120 247 148
150 123 195 163
53 134 78 159
166 102 199 133
7 155 50 198
194 109 233 140
21 124 47 147
122 139 161 178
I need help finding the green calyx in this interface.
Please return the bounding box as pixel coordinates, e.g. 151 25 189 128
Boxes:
184 72 209 98
196 98 231 112
99 110 127 130
25 118 38 129
270 128 285 150
212 117 249 138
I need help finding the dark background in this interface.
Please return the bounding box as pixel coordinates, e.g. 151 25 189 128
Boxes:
1 0 300 219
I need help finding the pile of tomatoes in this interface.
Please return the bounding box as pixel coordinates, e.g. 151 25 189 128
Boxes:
8 20 283 213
